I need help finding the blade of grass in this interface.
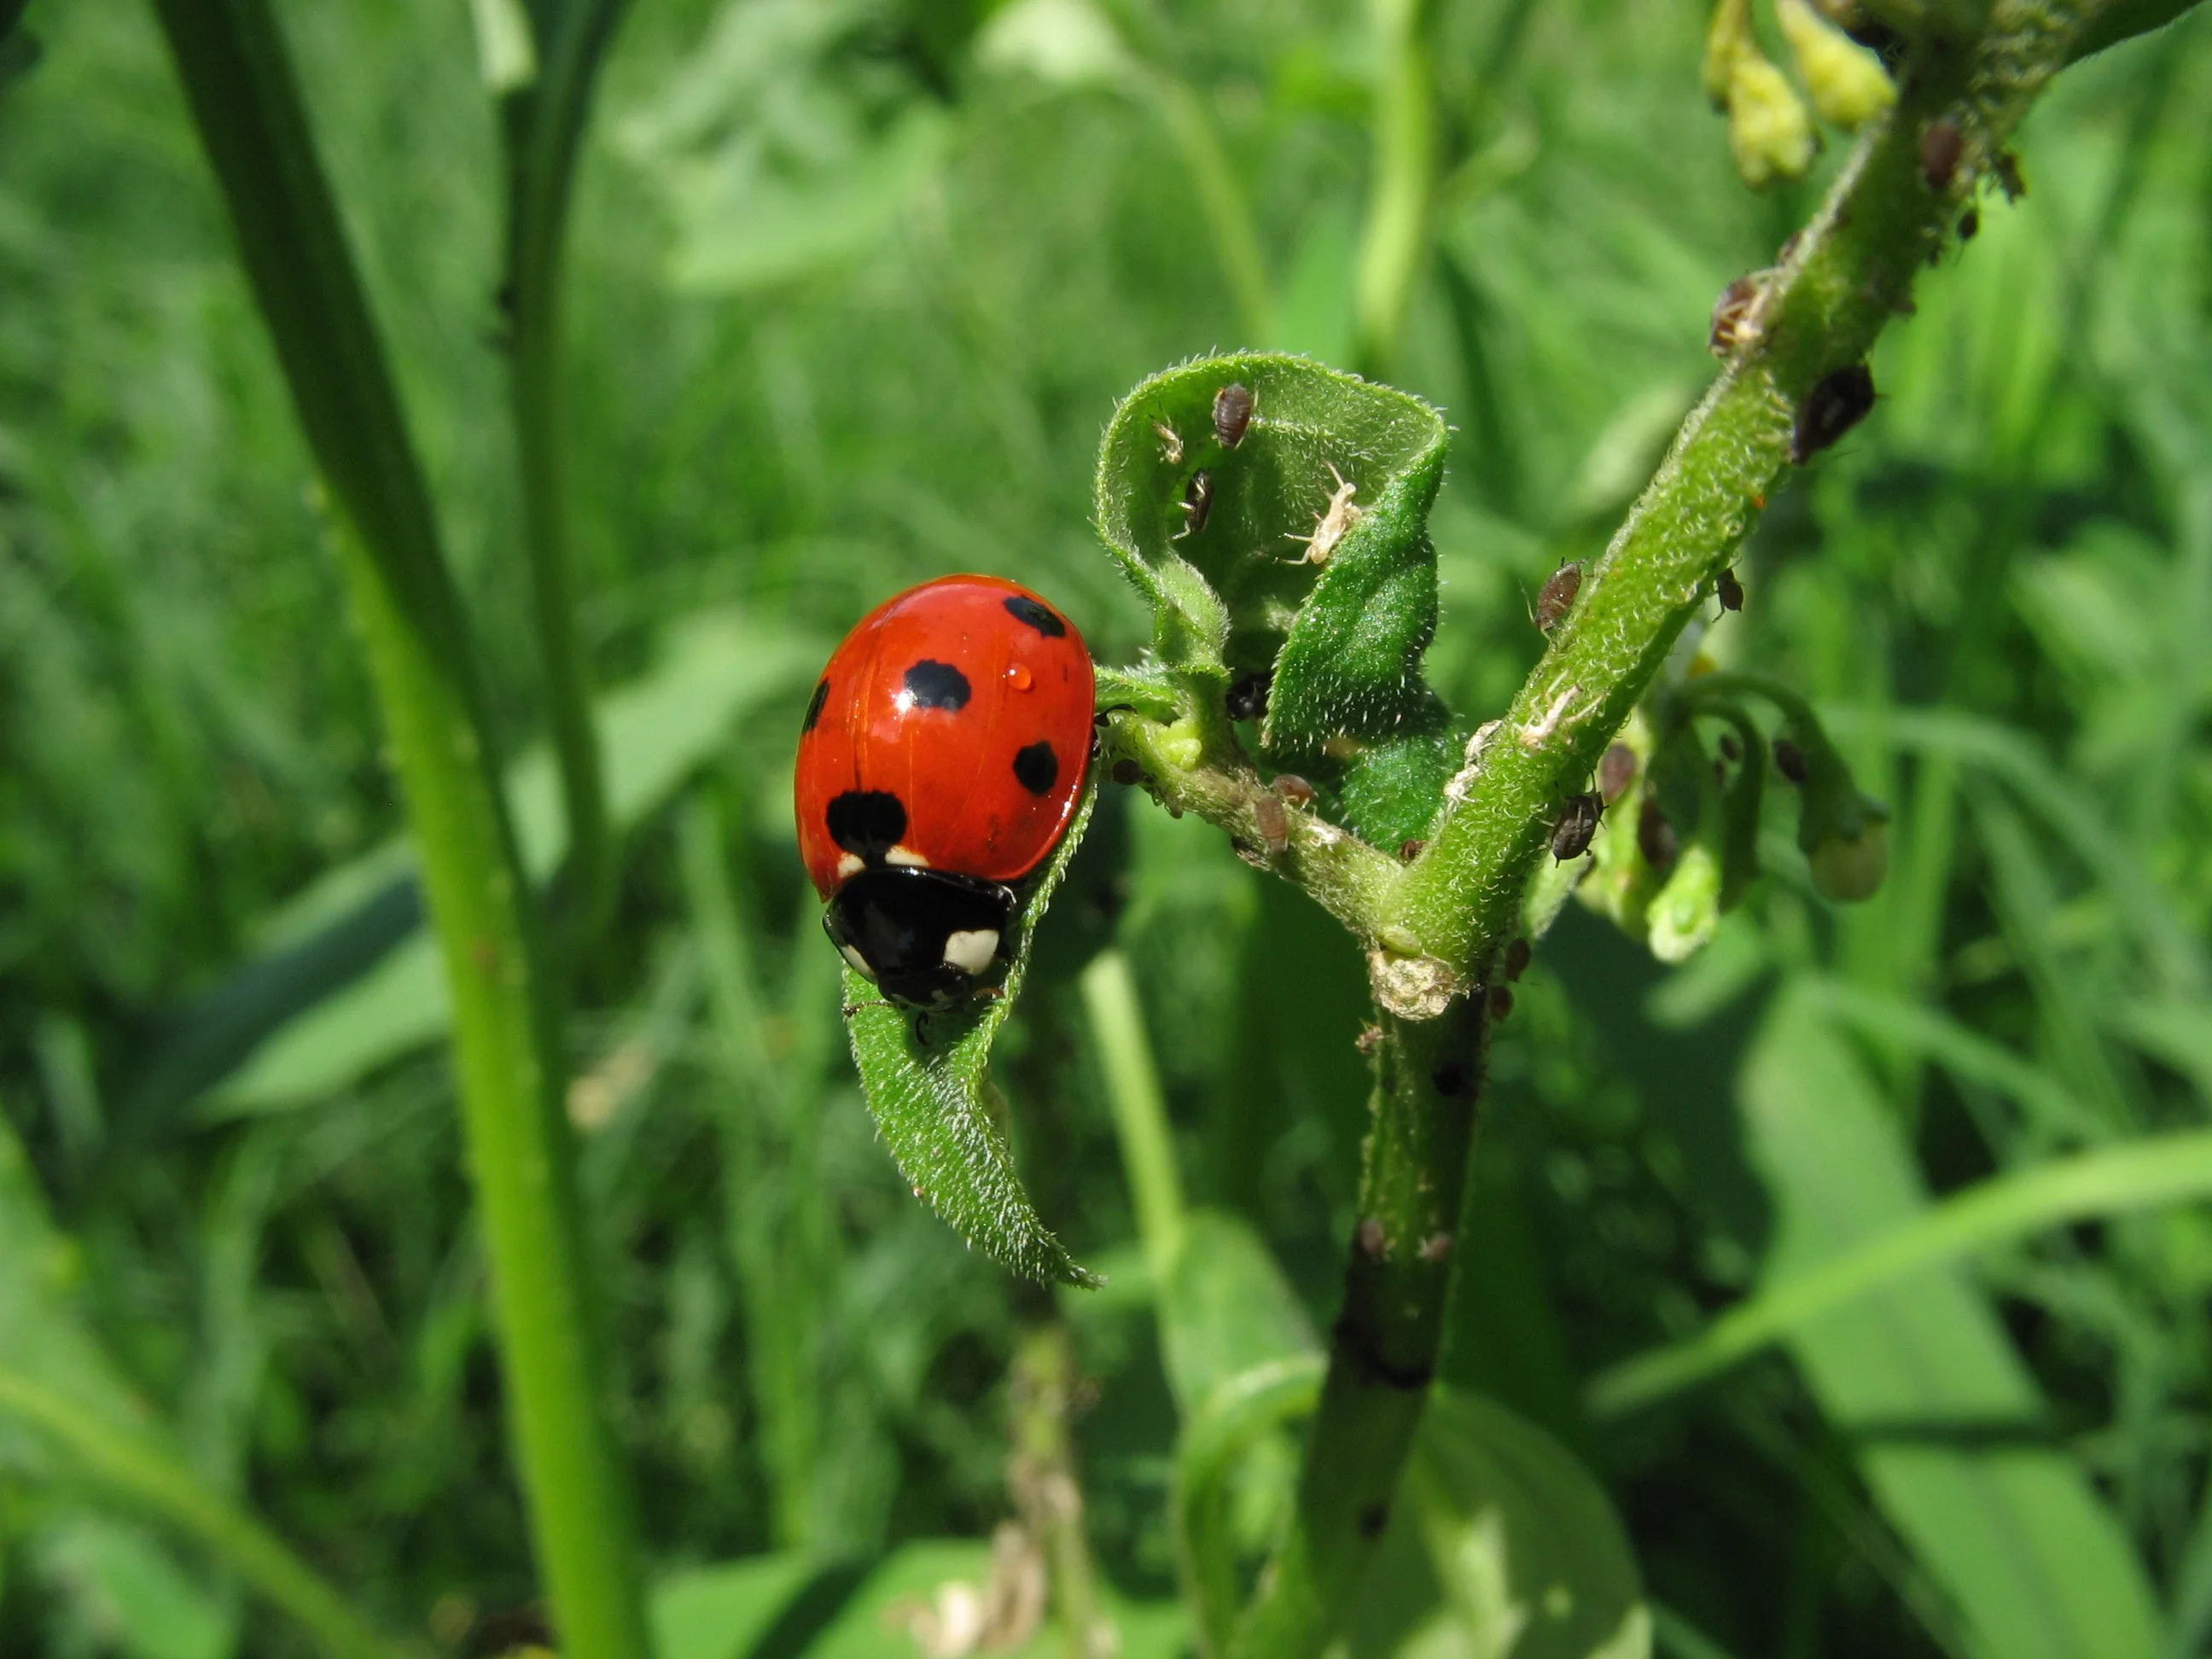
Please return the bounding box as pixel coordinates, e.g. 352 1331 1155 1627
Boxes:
1588 1126 2212 1417
1080 949 1188 1283
146 6 648 1654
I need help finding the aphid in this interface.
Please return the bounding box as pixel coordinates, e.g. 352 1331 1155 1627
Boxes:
1773 736 1809 783
1487 984 1515 1020
1598 742 1638 803
1272 773 1317 807
1994 149 2026 201
1398 838 1427 863
1716 568 1744 611
795 577 1093 1008
1226 670 1272 723
1638 798 1679 870
1110 757 1142 786
1551 791 1603 862
1430 1062 1469 1097
1920 118 1964 193
1504 938 1532 981
1719 732 1743 763
1791 364 1877 463
1153 421 1184 467
1959 207 1979 242
1355 1023 1384 1057
1287 462 1361 565
1254 791 1289 857
1535 562 1583 632
1417 1232 1454 1263
1212 382 1254 448
1709 274 1761 357
1177 469 1214 538
1358 1216 1388 1256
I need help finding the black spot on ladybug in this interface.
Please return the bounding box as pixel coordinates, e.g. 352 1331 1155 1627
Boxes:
1003 595 1066 638
827 790 907 861
1213 382 1254 448
903 660 971 711
802 678 830 733
1226 670 1272 722
1791 364 1876 463
1012 741 1059 797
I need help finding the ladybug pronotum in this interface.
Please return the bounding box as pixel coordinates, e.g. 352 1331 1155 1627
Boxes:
795 576 1095 1008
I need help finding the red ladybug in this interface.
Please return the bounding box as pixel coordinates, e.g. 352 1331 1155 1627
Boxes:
796 575 1095 1007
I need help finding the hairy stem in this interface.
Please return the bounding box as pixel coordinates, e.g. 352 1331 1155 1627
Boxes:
1394 0 2098 984
1231 1000 1486 1659
501 0 626 940
149 7 648 1655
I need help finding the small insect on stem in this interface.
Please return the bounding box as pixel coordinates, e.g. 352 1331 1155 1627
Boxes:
1212 382 1254 448
1225 670 1272 723
1716 568 1744 612
1709 274 1761 357
1176 468 1214 538
1286 462 1361 565
1920 117 1965 193
1638 798 1679 870
1791 364 1876 464
1535 562 1582 632
1773 736 1809 783
1598 742 1638 803
1551 791 1603 862
1272 773 1316 807
1253 790 1289 858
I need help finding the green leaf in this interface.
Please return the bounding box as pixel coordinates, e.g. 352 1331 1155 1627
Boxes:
1342 1388 1650 1659
842 789 1100 1286
36 1516 236 1659
1726 987 2165 1659
650 1553 821 1659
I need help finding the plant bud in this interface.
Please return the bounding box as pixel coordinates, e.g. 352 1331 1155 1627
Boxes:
1649 843 1722 963
1728 55 1817 189
1807 816 1889 901
1777 0 1895 131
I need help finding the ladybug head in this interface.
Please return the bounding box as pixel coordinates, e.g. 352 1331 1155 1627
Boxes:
824 866 1017 1009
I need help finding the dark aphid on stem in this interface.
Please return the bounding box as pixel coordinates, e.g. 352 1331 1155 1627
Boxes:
1920 118 1964 192
1272 772 1317 807
1599 742 1638 803
1551 791 1603 862
1994 150 2027 201
1398 838 1426 863
1792 364 1876 463
1535 562 1583 632
1110 758 1141 786
1773 736 1809 783
1253 792 1289 857
1176 469 1214 538
1430 1061 1470 1097
1504 937 1532 981
1638 798 1679 870
1226 669 1272 722
1959 207 1979 242
1717 567 1744 611
1358 1216 1387 1256
1487 984 1515 1020
1212 382 1254 448
1709 274 1761 356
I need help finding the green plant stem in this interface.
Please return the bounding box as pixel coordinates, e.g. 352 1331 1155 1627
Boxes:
1231 999 1486 1659
501 0 627 940
1393 0 2098 986
1175 1355 1324 1656
1586 1128 2212 1418
0 1368 407 1659
1080 949 1187 1283
1353 0 1440 377
148 7 648 1656
1010 1323 1116 1659
1142 70 1273 344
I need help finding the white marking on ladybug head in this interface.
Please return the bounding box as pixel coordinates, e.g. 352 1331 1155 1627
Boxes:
835 853 864 880
838 945 875 979
942 928 999 975
886 845 931 868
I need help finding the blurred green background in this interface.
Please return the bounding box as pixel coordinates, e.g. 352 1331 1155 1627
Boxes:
3 0 2210 1655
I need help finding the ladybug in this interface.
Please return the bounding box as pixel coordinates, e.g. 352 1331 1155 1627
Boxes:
795 575 1095 1008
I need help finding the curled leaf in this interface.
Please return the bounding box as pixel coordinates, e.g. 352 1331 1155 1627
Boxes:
841 789 1101 1286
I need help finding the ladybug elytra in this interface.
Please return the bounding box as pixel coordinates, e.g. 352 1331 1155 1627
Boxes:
795 575 1095 1008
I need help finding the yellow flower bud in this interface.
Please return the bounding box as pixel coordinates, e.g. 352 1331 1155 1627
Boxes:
1808 818 1889 902
1703 0 1756 109
1728 54 1818 189
1777 0 1895 131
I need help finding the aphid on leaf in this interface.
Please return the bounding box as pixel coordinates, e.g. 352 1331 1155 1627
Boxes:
1534 562 1583 633
1598 742 1638 804
1551 791 1603 862
1153 421 1183 467
1920 118 1964 192
1959 207 1979 241
1213 382 1254 448
1504 937 1532 981
1791 364 1876 463
1638 798 1679 870
1287 462 1361 565
1994 149 2026 201
1716 568 1744 611
1773 736 1809 783
1398 838 1426 863
795 576 1093 1009
1487 985 1515 1020
1272 773 1317 807
1177 469 1214 538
